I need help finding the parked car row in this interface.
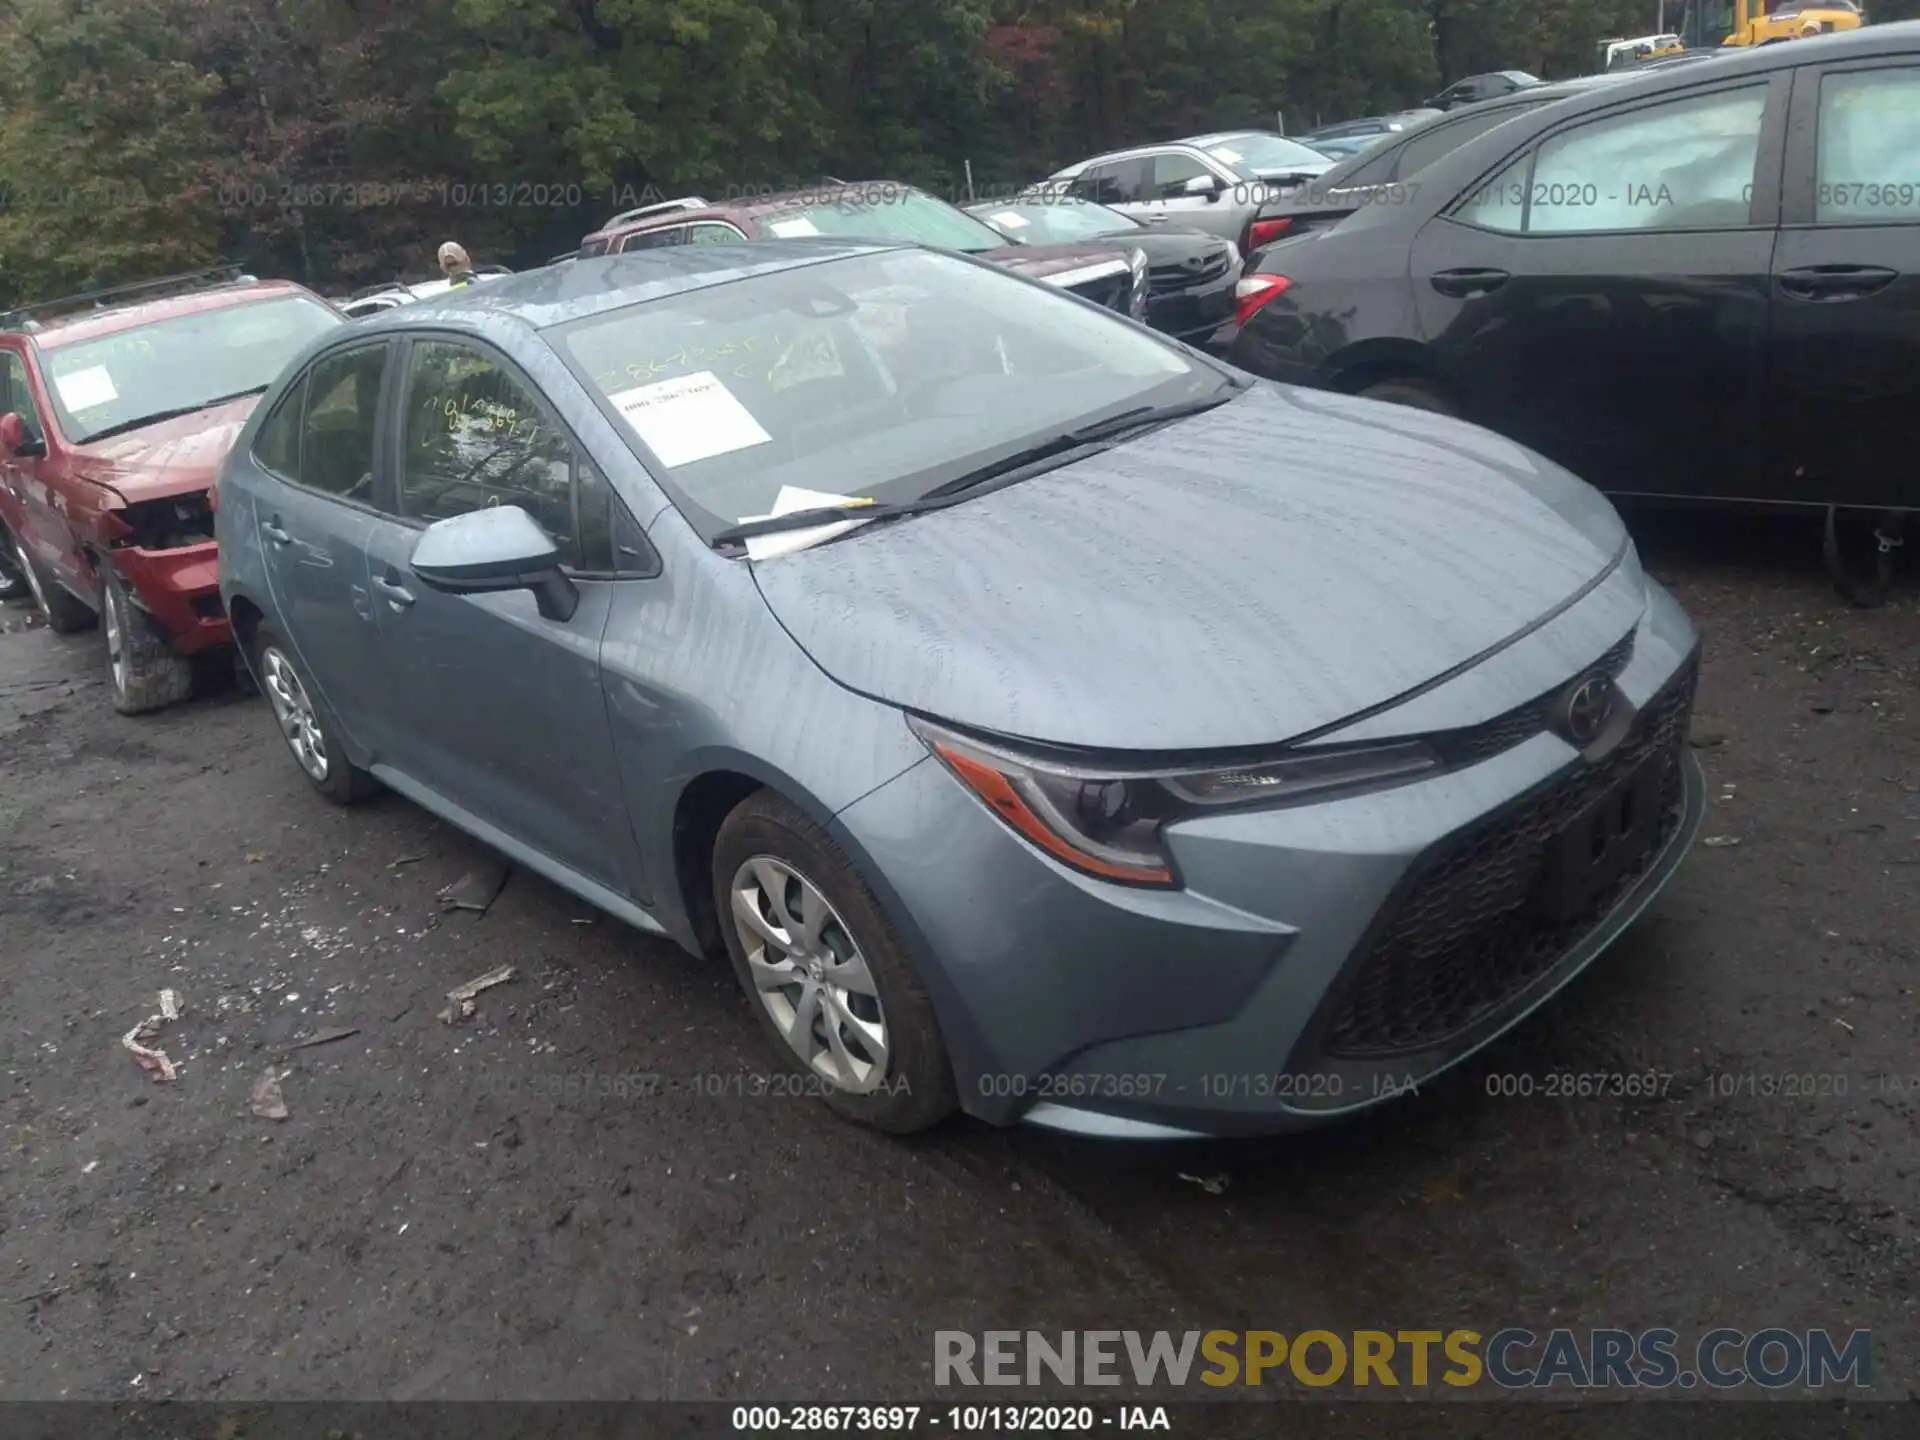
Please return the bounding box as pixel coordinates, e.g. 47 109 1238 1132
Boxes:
1227 24 1920 534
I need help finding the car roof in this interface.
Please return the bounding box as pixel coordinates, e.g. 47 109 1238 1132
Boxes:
1183 129 1291 147
354 242 900 334
25 280 318 350
585 182 928 246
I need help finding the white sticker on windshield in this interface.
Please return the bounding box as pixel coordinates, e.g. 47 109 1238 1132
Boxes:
990 210 1030 228
607 371 771 468
767 217 821 238
54 365 119 412
1208 146 1244 164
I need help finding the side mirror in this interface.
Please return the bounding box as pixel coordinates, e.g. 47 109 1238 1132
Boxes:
1183 174 1223 201
0 411 44 458
409 504 578 622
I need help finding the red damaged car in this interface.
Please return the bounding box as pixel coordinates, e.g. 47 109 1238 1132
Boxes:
0 269 342 712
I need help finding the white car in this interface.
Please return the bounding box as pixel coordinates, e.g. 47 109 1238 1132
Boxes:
334 268 511 320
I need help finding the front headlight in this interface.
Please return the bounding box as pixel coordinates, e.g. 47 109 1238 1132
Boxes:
910 716 1439 888
1224 240 1242 269
1127 247 1149 319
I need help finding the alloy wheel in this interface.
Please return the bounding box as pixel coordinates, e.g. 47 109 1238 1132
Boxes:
729 856 891 1093
102 582 128 696
260 645 330 783
13 536 49 616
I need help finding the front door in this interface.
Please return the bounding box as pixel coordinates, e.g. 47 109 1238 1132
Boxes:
246 341 395 752
360 335 639 896
1765 57 1920 511
1411 77 1783 502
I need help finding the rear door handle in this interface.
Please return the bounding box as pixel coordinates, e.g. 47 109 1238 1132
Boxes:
1430 267 1511 298
373 571 415 609
262 517 293 547
1777 264 1898 301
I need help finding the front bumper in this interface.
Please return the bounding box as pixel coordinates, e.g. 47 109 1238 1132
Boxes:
110 540 230 655
1148 268 1239 341
836 578 1704 1137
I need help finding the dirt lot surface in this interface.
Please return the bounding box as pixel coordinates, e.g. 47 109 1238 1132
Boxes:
1 511 1916 1410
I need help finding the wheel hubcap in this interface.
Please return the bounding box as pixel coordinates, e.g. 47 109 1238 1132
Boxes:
103 584 127 694
730 856 890 1093
14 537 48 616
261 646 329 782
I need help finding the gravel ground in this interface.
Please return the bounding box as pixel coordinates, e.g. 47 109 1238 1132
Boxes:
0 509 1915 1408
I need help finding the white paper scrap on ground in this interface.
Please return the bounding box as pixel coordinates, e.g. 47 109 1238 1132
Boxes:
54 365 119 412
738 485 876 562
606 371 772 468
767 217 822 237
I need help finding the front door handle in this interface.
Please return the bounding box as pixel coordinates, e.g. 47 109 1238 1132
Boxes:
1430 267 1511 298
373 571 415 610
1777 264 1898 302
262 517 293 547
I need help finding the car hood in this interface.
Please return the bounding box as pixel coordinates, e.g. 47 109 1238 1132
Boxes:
979 241 1136 280
74 394 260 504
752 383 1628 752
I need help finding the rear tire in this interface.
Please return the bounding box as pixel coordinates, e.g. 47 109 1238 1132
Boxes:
0 529 27 603
249 623 378 804
713 790 958 1135
102 566 194 715
1361 377 1460 417
10 531 96 633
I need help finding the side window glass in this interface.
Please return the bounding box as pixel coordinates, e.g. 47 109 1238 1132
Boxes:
1342 148 1401 188
1527 85 1767 233
1 354 43 441
252 373 307 479
1815 68 1920 223
1399 110 1517 178
685 223 743 245
620 227 685 252
1453 153 1532 232
297 345 387 501
400 341 579 566
1151 152 1213 198
1070 164 1117 204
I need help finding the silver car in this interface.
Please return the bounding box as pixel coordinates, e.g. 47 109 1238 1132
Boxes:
217 242 1705 1139
1047 131 1336 248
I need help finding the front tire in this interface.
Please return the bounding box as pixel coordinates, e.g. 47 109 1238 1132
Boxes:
713 791 958 1134
1360 377 1460 416
250 624 377 803
101 566 194 715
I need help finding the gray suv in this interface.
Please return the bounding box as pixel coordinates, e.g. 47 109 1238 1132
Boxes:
1047 131 1335 251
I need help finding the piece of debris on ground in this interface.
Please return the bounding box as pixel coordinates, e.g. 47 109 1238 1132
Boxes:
251 1067 290 1121
121 989 184 1082
437 860 511 914
285 1026 360 1053
438 965 517 1024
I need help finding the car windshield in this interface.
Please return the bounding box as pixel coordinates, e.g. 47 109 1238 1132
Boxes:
760 189 1008 254
46 294 343 443
972 199 1138 244
1199 133 1330 176
556 248 1219 541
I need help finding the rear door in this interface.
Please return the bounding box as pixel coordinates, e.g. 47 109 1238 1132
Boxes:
358 335 641 895
0 349 55 570
247 340 395 748
1765 54 1920 510
1409 75 1786 501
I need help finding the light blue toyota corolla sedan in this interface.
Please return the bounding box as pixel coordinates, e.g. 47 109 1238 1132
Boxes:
216 240 1705 1138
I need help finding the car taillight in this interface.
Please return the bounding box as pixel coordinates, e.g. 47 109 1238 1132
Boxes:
1234 274 1292 326
1247 217 1293 249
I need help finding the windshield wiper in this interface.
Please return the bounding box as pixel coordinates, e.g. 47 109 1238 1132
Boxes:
77 385 271 445
709 388 1246 551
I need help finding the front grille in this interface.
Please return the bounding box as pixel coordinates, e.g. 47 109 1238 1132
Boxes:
1149 249 1231 294
1313 656 1696 1060
1065 273 1131 314
1431 628 1636 768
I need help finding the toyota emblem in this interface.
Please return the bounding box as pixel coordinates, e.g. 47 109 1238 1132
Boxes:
1560 674 1615 746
